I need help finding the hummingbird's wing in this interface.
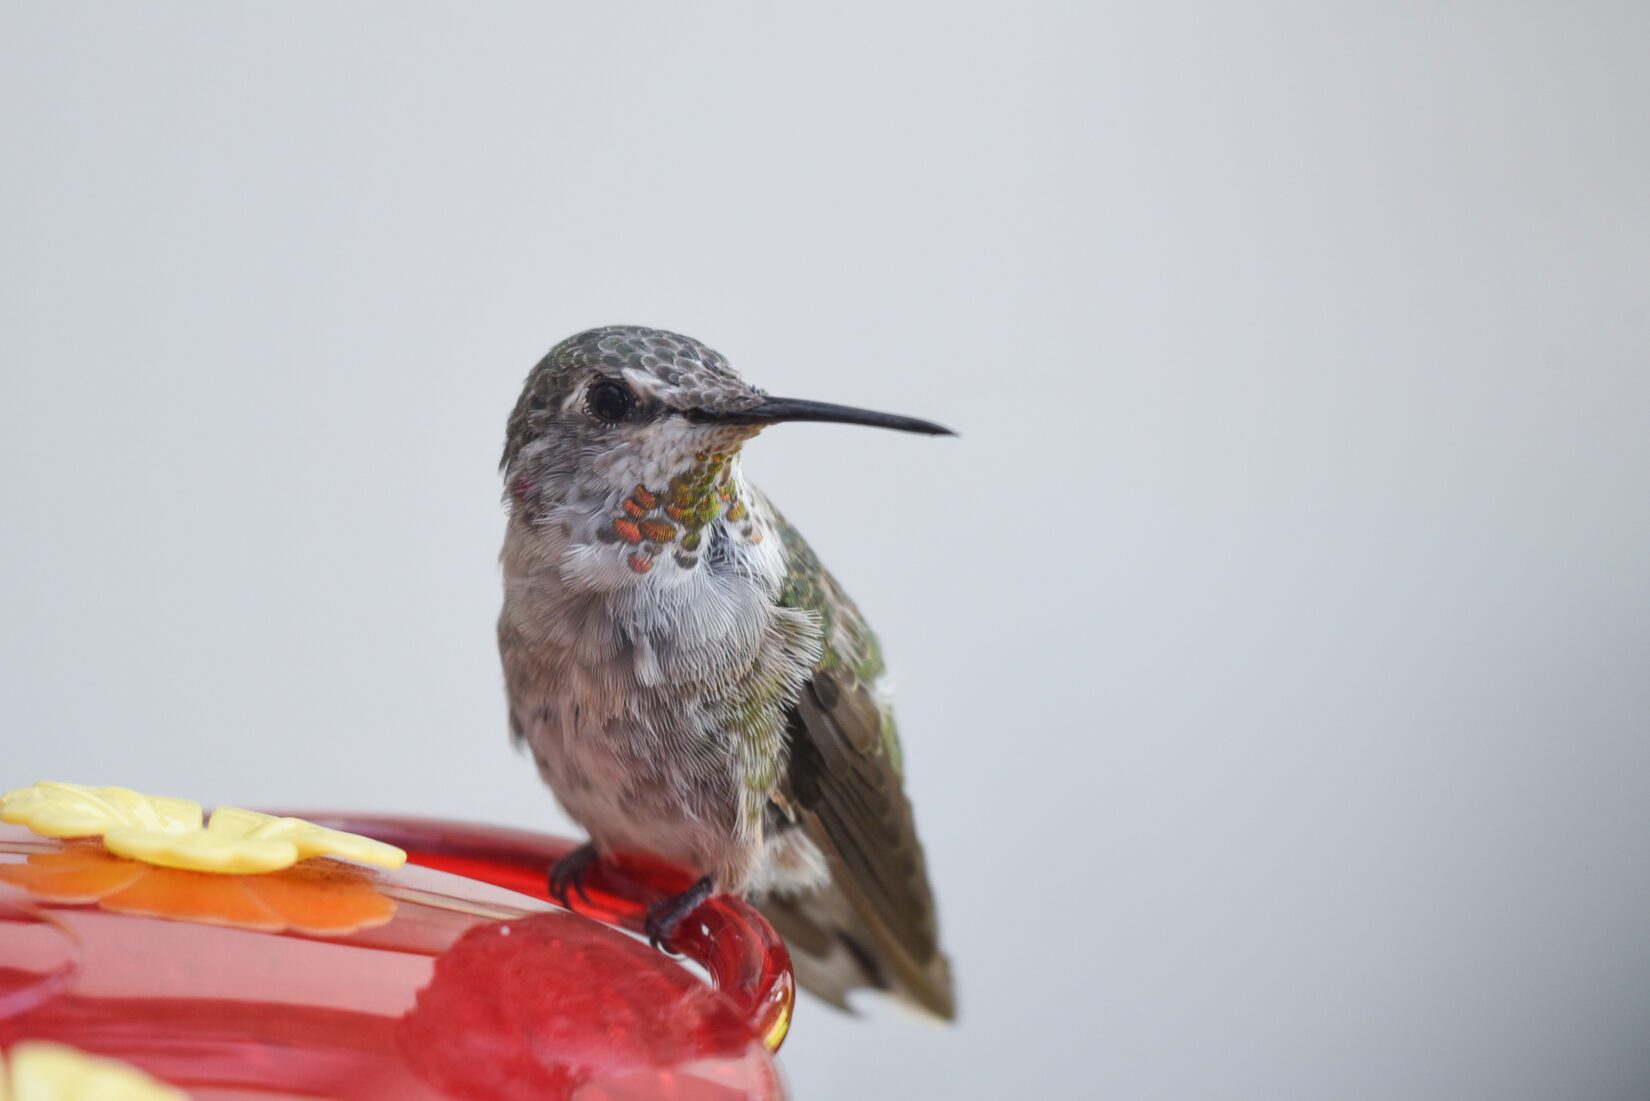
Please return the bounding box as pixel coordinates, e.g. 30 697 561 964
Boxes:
758 503 955 1020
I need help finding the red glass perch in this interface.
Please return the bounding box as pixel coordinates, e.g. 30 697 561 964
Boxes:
297 813 797 1054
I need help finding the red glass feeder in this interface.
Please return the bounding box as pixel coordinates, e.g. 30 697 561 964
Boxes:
0 815 793 1099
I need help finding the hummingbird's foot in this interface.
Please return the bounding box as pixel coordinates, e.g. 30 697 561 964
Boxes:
547 842 599 909
644 875 716 953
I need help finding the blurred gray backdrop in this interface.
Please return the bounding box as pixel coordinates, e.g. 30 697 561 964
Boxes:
4 4 1649 1098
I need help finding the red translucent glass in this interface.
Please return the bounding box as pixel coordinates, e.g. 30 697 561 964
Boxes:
0 817 793 1100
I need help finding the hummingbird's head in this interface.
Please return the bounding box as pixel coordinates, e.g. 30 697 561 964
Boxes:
501 325 952 509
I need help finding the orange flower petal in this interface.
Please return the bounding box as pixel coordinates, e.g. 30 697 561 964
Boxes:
101 868 284 931
248 864 397 935
0 844 146 903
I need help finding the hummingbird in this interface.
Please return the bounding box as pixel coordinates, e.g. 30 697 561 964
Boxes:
497 325 955 1018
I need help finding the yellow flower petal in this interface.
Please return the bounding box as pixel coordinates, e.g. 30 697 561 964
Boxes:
3 1040 190 1100
0 782 201 839
104 826 299 875
207 807 406 870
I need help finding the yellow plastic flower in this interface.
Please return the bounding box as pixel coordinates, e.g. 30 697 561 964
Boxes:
0 782 405 876
0 782 202 838
107 806 406 874
0 1041 189 1100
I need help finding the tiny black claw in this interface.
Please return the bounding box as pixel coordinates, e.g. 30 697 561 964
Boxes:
547 842 599 909
643 875 716 954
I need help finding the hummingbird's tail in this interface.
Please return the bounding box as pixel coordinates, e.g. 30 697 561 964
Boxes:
759 882 956 1021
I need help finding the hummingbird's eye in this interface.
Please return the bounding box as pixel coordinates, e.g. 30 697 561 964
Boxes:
587 380 635 423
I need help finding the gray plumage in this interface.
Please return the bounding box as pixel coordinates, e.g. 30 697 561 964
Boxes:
498 326 954 1018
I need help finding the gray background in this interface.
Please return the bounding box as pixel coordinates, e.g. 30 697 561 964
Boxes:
4 4 1649 1098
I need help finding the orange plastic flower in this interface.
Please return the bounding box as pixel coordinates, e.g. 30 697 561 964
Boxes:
0 841 396 936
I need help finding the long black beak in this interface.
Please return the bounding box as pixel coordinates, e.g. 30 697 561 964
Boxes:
690 396 955 436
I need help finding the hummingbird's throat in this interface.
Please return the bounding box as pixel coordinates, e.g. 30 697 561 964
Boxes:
597 448 759 573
